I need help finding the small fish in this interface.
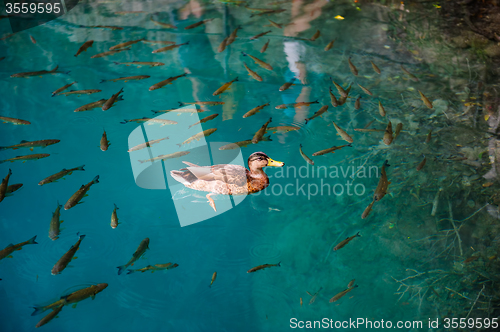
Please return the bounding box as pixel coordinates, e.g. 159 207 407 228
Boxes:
299 144 314 166
0 153 49 164
266 126 299 133
6 183 23 195
117 238 150 275
75 41 94 57
307 287 323 305
378 101 386 117
121 118 178 126
109 38 144 50
48 202 63 241
393 123 403 140
152 42 189 54
357 84 373 96
138 151 190 163
371 61 381 74
325 40 335 51
250 30 272 40
383 121 393 145
189 113 219 128
418 90 433 109
111 204 119 229
217 37 229 53
11 65 66 78
39 165 85 186
331 79 348 98
152 108 205 114
464 256 479 264
0 169 12 202
59 89 101 96
91 47 131 58
401 65 419 82
252 118 272 144
218 136 272 150
279 78 296 91
64 175 99 210
149 73 187 91
348 57 358 76
177 128 217 147
310 30 320 41
425 129 432 143
354 96 361 110
243 63 263 81
35 305 63 328
247 262 280 273
267 19 282 29
329 285 358 302
128 137 169 152
347 279 355 288
51 234 86 275
210 272 217 287
328 87 339 107
100 130 109 151
353 128 384 132
305 105 328 124
243 103 270 118
338 85 351 105
0 139 59 151
150 16 177 29
0 235 37 261
74 97 123 112
361 200 375 219
102 88 124 111
80 25 123 30
226 26 242 46
300 298 303 306
250 9 286 17
276 101 319 109
178 101 225 107
100 75 150 83
312 144 352 156
416 155 426 171
52 81 77 96
241 52 273 71
142 40 175 45
333 232 360 251
126 263 178 274
114 61 164 67
184 19 213 30
373 160 390 201
260 39 270 53
332 121 353 143
213 77 238 96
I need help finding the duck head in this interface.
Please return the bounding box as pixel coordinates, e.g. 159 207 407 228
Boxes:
248 152 284 173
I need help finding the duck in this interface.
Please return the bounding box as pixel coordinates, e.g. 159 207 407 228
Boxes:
170 152 284 211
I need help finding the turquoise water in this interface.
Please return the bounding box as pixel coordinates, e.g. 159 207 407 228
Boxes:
1 0 496 331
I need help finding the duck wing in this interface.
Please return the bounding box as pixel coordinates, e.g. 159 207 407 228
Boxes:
186 164 248 186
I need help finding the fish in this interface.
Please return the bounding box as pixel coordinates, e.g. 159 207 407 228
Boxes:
121 118 178 126
126 263 178 274
111 204 119 229
6 183 23 195
73 96 123 112
217 36 229 53
152 108 205 114
241 52 273 71
178 101 224 107
109 38 144 50
333 232 360 251
149 73 187 90
338 85 352 105
243 103 270 118
0 235 37 261
373 160 390 201
185 19 213 30
329 285 358 302
354 96 361 110
247 262 280 273
252 118 272 144
117 238 150 275
189 113 219 128
58 89 101 96
113 61 164 67
348 57 358 76
11 65 67 78
357 84 373 96
331 79 348 98
139 151 190 163
177 128 217 147
48 202 63 241
226 26 242 46
80 25 123 30
275 101 319 109
361 200 375 219
266 126 299 133
307 287 323 305
371 61 381 74
64 175 99 210
218 136 272 150
152 42 189 54
39 165 85 186
312 144 352 156
150 16 177 29
300 298 303 306
251 31 272 40
52 81 77 96
31 283 108 316
378 101 386 117
267 19 282 29
279 78 296 91
35 305 63 328
0 153 50 164
305 105 328 124
347 279 356 288
75 40 94 57
142 40 175 45
51 234 86 275
91 47 131 58
243 63 263 81
332 121 353 143
0 139 60 151
213 77 238 96
299 144 314 165
102 88 124 111
100 130 109 151
401 65 419 82
393 123 403 140
210 272 217 287
310 30 320 41
353 128 384 132
416 155 426 171
418 90 433 108
260 39 270 53
325 40 335 51
0 169 12 202
383 121 393 145
100 75 150 83
425 129 432 143
328 87 339 107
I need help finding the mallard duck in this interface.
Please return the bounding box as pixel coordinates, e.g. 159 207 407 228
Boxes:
170 152 284 211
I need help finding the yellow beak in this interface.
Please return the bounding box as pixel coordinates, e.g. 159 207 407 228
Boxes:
267 158 284 167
